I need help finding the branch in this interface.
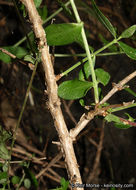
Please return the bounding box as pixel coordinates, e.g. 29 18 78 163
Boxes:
0 48 16 59
20 0 83 187
70 71 136 139
0 47 35 70
99 71 136 105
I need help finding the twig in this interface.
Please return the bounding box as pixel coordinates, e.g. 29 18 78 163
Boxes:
9 59 39 156
20 0 83 187
36 153 62 179
6 55 39 189
68 100 74 108
87 120 105 183
0 48 16 59
62 100 77 125
43 172 61 184
70 71 136 139
7 146 45 164
16 140 44 156
87 137 98 148
0 0 13 6
99 71 136 105
53 163 65 169
0 47 34 69
48 168 62 180
9 152 43 165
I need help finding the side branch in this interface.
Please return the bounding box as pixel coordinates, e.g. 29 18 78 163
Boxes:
70 71 136 139
99 71 136 105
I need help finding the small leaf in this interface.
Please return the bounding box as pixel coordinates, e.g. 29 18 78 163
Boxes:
24 178 31 189
91 0 116 37
105 114 121 123
34 0 42 8
118 41 136 60
11 176 20 185
58 79 93 100
2 162 8 172
115 122 132 129
105 114 133 129
24 55 35 64
0 126 12 142
125 113 135 122
0 46 28 63
60 178 69 190
120 25 136 39
45 23 83 46
79 99 85 107
78 56 96 81
0 142 10 160
20 4 27 17
125 87 136 98
95 68 110 86
0 172 7 184
79 61 91 81
23 167 38 188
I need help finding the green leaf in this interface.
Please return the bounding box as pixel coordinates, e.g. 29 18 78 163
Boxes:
38 5 48 21
0 126 12 142
11 176 20 185
0 172 7 184
0 142 10 160
125 113 135 122
95 68 110 86
118 41 136 60
115 123 132 129
2 162 8 172
23 167 38 188
105 114 121 123
125 87 136 98
91 0 116 37
20 4 27 17
79 99 85 107
105 114 133 129
60 178 69 190
34 0 42 8
45 23 83 46
58 79 93 100
78 56 96 81
120 25 136 39
24 178 31 189
79 60 111 86
79 61 91 81
24 55 35 64
0 46 28 63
